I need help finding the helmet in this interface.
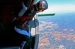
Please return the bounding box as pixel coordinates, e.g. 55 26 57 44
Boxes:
35 0 48 11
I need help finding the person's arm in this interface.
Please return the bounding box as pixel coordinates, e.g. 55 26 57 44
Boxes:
28 15 39 28
23 0 34 7
18 2 27 17
14 8 37 37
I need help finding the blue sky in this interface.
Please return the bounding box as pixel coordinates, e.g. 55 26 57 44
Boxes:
47 0 75 5
37 0 75 14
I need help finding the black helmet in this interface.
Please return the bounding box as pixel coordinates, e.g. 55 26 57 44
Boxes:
35 0 48 11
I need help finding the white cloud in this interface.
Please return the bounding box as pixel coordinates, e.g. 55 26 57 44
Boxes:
58 45 66 49
38 4 75 14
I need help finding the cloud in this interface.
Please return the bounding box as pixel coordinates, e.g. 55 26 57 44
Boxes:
38 4 75 14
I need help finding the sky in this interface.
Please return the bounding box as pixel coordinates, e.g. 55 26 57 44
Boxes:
47 0 75 5
38 0 75 14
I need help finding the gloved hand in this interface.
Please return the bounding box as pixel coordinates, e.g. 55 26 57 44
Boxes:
28 19 39 28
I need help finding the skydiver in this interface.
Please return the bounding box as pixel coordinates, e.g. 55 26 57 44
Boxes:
0 0 48 49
